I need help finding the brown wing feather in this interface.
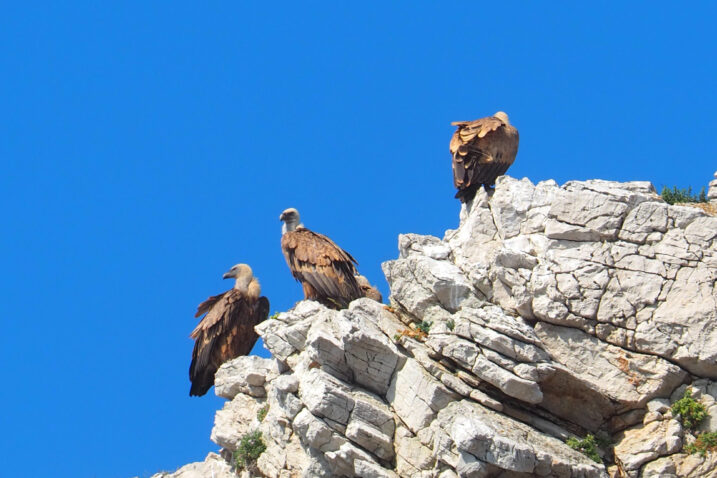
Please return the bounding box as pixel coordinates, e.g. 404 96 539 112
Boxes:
450 115 519 202
194 292 226 318
189 289 270 396
281 228 362 309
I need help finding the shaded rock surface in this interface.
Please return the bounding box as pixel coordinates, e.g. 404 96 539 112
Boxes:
151 175 717 478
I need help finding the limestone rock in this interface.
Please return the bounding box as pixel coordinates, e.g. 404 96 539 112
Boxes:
154 173 717 478
536 322 686 411
709 171 717 202
613 419 683 472
386 357 457 433
644 453 717 478
150 453 234 478
439 400 606 477
210 393 263 450
214 355 279 399
447 177 717 379
299 368 354 428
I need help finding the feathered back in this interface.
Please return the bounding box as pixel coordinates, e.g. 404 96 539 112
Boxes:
281 227 362 309
189 289 269 396
450 113 519 202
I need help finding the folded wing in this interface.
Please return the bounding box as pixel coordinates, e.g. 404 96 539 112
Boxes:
450 112 519 202
281 228 363 309
189 289 269 396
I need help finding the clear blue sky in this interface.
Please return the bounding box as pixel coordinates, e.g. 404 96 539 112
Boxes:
1 3 715 477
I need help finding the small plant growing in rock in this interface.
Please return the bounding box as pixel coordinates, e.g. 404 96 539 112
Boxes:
671 388 707 430
661 186 708 205
685 432 717 456
269 312 280 320
257 405 269 422
446 319 455 331
416 320 433 334
566 434 601 463
233 430 266 471
394 328 428 342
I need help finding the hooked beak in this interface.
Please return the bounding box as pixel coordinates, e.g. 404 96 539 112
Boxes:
279 212 285 222
222 271 233 280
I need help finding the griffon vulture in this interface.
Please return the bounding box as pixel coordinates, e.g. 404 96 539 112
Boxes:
279 208 363 309
189 264 269 396
356 274 383 303
450 111 519 202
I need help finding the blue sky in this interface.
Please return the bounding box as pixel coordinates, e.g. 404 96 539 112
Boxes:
1 3 715 477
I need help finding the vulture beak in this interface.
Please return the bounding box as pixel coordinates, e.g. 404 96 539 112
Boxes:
222 271 234 280
279 212 285 222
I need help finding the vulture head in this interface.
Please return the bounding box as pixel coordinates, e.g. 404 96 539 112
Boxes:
493 111 510 125
355 274 383 303
280 207 302 233
222 263 254 291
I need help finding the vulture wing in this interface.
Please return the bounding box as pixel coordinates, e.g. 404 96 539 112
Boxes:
281 228 362 309
189 289 269 396
194 292 226 318
450 116 519 202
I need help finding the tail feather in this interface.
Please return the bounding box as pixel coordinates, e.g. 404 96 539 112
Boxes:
189 365 215 396
189 377 213 397
189 342 217 397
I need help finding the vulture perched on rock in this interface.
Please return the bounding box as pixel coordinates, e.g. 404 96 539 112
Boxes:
279 208 364 309
189 263 269 396
450 111 519 202
356 274 383 303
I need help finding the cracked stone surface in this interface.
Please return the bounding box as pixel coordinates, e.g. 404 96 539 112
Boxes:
151 174 717 478
444 176 717 379
150 453 235 478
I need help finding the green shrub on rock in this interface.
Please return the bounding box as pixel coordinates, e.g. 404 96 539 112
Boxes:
671 388 707 430
566 434 601 463
233 430 266 471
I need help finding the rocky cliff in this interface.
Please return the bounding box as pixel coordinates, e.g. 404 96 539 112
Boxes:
154 174 717 478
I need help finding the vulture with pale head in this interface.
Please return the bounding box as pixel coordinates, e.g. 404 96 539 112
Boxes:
450 111 519 202
189 263 269 396
279 208 363 309
356 274 383 303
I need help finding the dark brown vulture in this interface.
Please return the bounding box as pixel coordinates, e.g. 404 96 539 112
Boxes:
356 274 383 303
279 208 363 309
450 111 519 202
189 263 269 396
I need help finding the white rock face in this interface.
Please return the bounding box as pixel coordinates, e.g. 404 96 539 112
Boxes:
149 453 235 478
444 176 717 378
613 419 683 472
214 355 279 399
709 171 717 202
151 174 717 478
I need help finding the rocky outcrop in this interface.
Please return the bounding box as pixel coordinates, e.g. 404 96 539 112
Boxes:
151 453 235 478
709 171 717 203
154 175 717 478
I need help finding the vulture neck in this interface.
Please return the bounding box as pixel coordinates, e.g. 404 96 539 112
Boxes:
282 221 304 235
234 276 261 299
247 278 261 299
233 274 253 293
